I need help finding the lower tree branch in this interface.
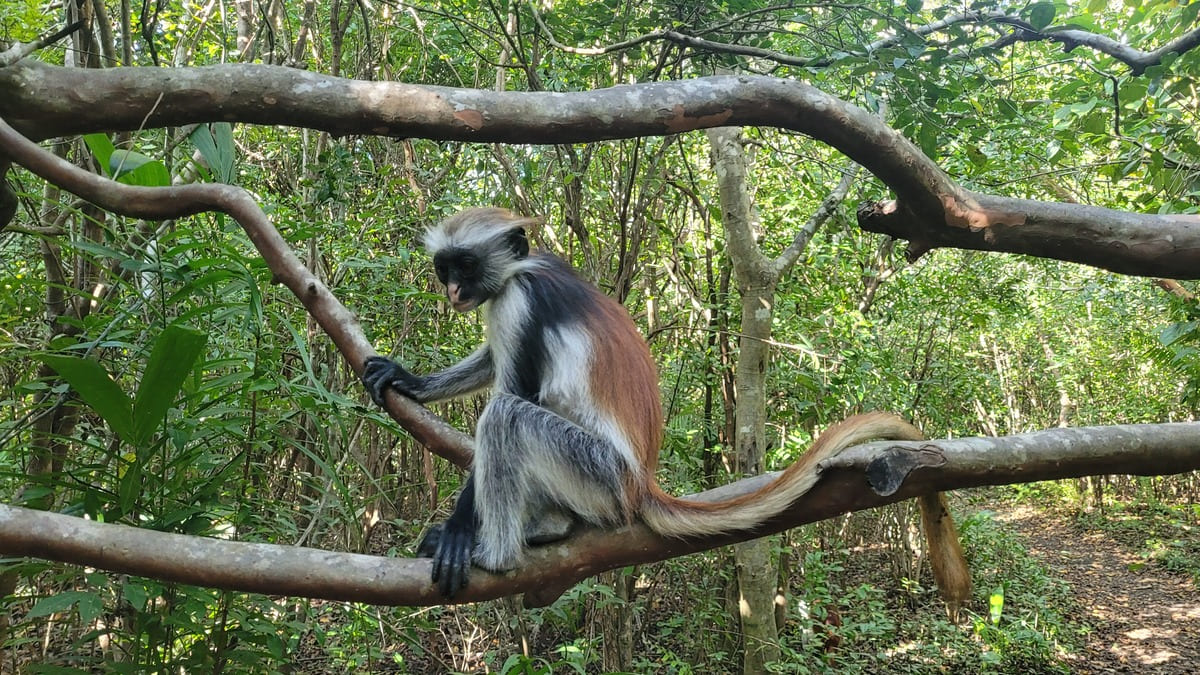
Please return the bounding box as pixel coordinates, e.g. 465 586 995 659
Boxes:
1 422 1196 606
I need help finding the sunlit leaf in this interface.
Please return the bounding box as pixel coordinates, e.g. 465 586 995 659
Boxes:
132 324 208 446
39 354 135 445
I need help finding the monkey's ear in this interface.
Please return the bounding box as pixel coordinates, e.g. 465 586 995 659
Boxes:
507 226 530 258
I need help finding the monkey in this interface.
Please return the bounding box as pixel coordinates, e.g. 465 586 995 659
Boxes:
363 207 963 599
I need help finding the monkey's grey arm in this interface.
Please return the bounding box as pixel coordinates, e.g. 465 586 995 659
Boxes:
418 345 494 401
364 345 494 405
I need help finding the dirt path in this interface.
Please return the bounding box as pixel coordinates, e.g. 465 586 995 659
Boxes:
995 505 1200 674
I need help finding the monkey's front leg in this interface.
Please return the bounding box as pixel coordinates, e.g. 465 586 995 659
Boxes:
362 356 428 406
416 474 479 598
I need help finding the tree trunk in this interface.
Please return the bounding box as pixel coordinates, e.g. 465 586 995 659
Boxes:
732 286 782 672
707 126 782 673
599 568 635 671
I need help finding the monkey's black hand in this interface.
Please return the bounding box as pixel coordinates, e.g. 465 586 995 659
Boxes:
362 356 424 407
416 520 476 598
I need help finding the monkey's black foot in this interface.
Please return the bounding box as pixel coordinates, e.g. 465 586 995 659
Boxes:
416 521 475 598
415 523 443 558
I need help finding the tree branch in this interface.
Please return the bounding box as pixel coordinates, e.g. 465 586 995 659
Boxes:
0 20 84 68
0 114 474 469
2 63 1196 278
1 422 1196 606
1042 24 1200 76
526 8 1200 75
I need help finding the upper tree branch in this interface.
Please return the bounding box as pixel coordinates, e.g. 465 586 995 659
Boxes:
2 76 1199 606
0 20 84 68
2 62 1196 278
528 7 1200 75
2 422 1197 606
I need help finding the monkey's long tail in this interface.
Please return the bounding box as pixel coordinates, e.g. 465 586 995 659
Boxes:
639 411 924 537
640 411 973 616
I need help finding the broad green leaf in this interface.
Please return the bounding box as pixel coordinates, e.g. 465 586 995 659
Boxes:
1160 321 1197 347
76 592 103 624
27 590 97 619
132 324 208 446
122 581 151 609
108 149 154 177
1029 2 1056 30
190 122 236 183
917 123 939 159
83 133 116 173
115 158 172 188
40 355 134 445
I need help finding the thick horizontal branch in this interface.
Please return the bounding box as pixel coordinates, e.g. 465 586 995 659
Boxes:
0 114 473 468
858 195 1200 278
1 423 1196 607
3 62 1196 277
1043 24 1200 76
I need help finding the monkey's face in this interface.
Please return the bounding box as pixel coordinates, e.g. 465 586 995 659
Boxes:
434 249 487 312
424 213 531 313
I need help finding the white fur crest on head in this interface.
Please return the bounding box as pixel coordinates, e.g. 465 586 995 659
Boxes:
423 207 540 255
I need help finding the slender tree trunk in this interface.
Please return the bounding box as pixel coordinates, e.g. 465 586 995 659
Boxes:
732 286 782 672
599 568 635 671
708 126 781 673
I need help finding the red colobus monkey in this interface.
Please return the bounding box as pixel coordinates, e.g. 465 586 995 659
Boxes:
364 207 927 598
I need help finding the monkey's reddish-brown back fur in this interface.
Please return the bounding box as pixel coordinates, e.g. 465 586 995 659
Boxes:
583 290 664 515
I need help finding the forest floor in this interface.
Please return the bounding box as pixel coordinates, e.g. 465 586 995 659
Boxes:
995 504 1200 674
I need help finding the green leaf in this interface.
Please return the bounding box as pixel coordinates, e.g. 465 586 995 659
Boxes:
83 133 116 174
27 590 97 619
917 123 939 159
905 0 922 12
122 581 151 609
1029 2 1056 30
40 355 134 445
988 588 1005 624
116 158 172 188
109 149 154 177
117 460 143 515
76 592 103 624
190 123 236 183
132 324 208 446
1160 321 1197 347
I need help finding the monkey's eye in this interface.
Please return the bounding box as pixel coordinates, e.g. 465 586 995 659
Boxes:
434 262 449 284
457 257 478 279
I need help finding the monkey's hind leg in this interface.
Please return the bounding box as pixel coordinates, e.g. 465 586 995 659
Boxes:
472 393 630 571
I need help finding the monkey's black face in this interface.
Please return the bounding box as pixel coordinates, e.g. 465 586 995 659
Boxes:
434 249 488 312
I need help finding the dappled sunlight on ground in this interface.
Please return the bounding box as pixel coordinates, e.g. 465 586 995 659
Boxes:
997 505 1200 673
